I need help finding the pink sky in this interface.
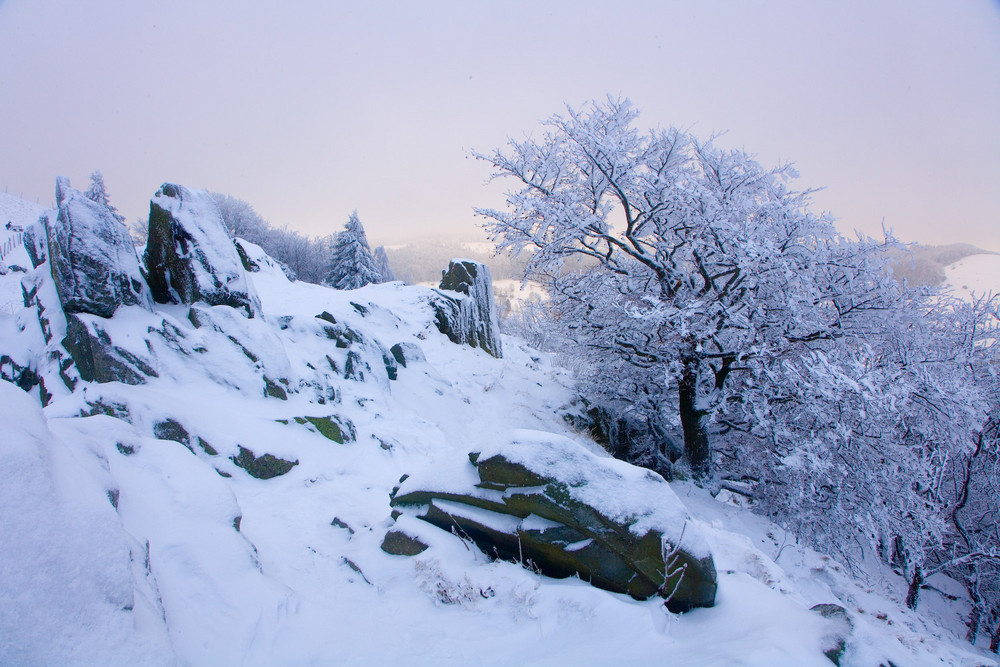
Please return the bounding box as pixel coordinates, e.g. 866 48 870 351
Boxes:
1 0 998 249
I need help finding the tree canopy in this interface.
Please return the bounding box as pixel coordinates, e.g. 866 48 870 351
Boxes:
475 97 900 478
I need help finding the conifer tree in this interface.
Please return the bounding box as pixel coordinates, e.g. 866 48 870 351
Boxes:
83 170 125 224
373 245 396 282
324 211 381 289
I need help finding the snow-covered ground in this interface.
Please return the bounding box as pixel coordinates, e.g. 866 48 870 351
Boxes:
1 194 997 665
945 253 1000 300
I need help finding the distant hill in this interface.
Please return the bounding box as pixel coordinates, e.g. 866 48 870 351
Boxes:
890 243 997 288
383 239 528 284
944 253 1000 299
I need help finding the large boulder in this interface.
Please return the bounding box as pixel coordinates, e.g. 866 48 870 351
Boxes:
45 177 151 318
144 184 260 318
432 260 502 358
390 430 717 612
61 314 158 386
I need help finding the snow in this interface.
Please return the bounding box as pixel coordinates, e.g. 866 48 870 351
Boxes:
0 193 43 309
47 181 151 315
0 191 46 231
945 253 1000 300
150 184 261 315
472 429 709 555
0 382 168 666
0 205 995 666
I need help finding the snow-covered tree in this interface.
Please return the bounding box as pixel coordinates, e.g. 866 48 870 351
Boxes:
475 97 899 478
730 290 994 601
84 170 125 224
211 192 269 241
324 211 381 290
373 245 396 282
209 192 334 284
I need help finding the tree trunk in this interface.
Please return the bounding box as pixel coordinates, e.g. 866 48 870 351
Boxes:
966 577 982 644
968 605 982 644
678 357 711 479
905 564 923 610
991 618 1000 653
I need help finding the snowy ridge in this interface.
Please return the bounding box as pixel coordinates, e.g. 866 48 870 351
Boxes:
0 192 995 665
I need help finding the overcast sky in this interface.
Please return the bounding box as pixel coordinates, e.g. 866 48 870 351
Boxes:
1 0 998 249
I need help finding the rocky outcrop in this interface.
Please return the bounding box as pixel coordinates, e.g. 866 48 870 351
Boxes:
62 314 158 386
566 402 679 480
45 177 151 318
313 311 394 388
389 342 425 368
144 184 260 318
390 430 717 612
432 260 502 358
22 218 47 269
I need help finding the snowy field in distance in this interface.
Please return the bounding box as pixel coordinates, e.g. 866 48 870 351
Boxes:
945 253 1000 300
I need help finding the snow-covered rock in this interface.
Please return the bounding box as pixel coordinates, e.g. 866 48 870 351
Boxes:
0 203 995 665
145 183 261 318
45 177 151 318
433 259 502 358
390 430 717 611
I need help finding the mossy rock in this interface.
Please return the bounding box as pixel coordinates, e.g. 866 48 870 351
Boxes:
230 445 298 479
278 415 356 444
380 529 429 556
197 437 218 456
264 377 288 400
63 314 158 385
302 415 355 444
234 239 259 272
391 435 718 612
153 418 191 449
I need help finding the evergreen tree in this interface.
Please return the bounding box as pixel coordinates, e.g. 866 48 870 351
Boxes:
83 170 125 224
324 211 381 289
373 245 396 282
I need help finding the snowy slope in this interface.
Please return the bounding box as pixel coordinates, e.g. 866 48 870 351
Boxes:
0 191 46 230
0 193 44 313
0 221 995 665
945 253 1000 300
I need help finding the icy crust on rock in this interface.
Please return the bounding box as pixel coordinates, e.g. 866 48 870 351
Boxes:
476 430 710 557
432 259 502 358
46 177 151 318
145 184 261 318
